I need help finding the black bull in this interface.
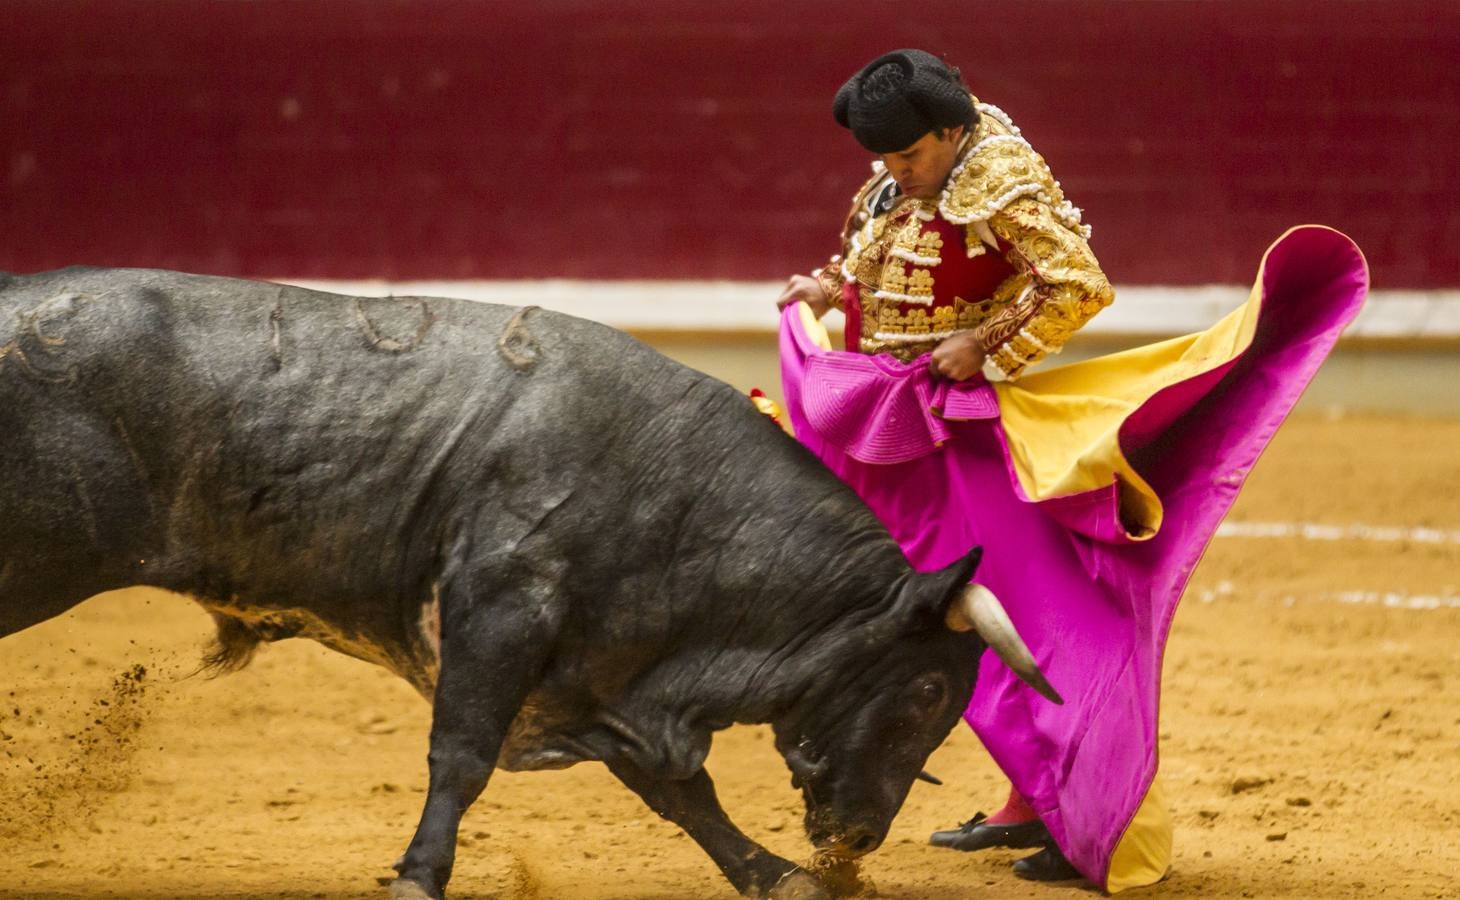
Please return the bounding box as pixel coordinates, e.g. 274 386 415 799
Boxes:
0 268 1058 899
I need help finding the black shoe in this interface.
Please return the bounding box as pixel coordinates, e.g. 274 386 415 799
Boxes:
1012 843 1083 882
929 811 1050 852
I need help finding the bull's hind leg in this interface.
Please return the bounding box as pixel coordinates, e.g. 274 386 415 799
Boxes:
391 584 553 900
607 761 829 900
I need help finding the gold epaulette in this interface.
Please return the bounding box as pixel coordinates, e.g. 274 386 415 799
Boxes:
938 101 1092 240
841 166 895 237
837 163 899 287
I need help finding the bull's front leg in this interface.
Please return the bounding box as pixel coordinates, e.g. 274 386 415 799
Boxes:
391 595 548 900
607 760 829 900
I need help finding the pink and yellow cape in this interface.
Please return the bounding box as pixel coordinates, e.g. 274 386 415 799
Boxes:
778 226 1368 890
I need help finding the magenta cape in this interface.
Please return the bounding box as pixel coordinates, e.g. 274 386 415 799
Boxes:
778 226 1368 889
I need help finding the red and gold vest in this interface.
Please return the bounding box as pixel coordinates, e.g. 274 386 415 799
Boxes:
838 195 1016 360
818 98 1113 377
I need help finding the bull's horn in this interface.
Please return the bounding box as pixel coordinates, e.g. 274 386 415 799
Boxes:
946 583 1064 705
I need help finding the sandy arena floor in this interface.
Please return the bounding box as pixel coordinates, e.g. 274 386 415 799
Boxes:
4 413 1458 900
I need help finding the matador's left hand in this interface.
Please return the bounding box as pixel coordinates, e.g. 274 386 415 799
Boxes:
929 332 987 381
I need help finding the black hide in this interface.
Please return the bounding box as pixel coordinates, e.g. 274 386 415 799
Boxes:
0 267 991 899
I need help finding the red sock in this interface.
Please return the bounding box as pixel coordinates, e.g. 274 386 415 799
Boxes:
985 785 1037 825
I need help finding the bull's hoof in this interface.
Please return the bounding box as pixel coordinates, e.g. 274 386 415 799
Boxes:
767 869 832 900
388 877 441 900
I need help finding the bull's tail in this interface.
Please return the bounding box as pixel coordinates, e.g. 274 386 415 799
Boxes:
195 611 303 677
196 613 264 677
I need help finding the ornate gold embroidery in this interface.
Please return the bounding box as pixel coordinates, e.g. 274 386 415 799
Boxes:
848 202 910 288
813 254 845 310
881 262 908 295
878 214 940 301
939 98 1090 240
831 97 1111 370
917 229 944 256
941 124 1057 226
952 297 996 331
852 239 885 287
907 267 935 299
984 197 1114 380
878 306 938 335
976 278 1039 350
870 293 1001 343
889 216 923 253
964 225 987 258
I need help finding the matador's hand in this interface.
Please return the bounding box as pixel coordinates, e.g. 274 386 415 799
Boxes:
775 274 830 319
929 332 987 382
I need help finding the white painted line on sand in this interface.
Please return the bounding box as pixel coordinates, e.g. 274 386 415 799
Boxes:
1204 525 1460 611
1199 581 1460 611
1320 591 1460 610
1216 521 1460 546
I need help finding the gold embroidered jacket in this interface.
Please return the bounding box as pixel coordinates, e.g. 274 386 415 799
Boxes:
814 99 1115 381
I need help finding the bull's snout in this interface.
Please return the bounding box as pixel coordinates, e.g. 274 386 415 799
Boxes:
807 822 885 859
841 828 883 857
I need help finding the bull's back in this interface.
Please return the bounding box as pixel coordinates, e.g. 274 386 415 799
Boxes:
1 266 887 692
0 266 718 610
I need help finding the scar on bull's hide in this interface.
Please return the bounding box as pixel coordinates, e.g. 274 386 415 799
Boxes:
497 305 541 370
268 292 284 370
29 293 84 347
112 416 157 520
68 457 101 544
352 296 436 353
0 292 85 384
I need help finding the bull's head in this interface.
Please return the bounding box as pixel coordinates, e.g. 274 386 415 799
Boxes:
771 547 1060 859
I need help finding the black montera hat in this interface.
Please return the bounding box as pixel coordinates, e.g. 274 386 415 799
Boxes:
833 49 976 153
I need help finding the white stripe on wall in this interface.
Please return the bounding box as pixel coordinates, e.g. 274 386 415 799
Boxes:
278 280 1460 338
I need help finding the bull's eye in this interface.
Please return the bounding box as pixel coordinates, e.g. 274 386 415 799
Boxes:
916 678 946 710
788 737 826 792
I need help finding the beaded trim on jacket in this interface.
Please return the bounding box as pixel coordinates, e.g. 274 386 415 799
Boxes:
939 102 1092 240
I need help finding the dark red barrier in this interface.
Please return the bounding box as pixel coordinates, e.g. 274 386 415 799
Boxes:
3 1 1457 287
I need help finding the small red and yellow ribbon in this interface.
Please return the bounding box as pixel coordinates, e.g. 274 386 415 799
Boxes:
748 388 785 429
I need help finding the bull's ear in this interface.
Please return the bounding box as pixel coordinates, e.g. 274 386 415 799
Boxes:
944 545 983 590
904 545 983 627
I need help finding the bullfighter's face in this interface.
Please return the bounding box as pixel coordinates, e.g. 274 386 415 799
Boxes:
879 125 965 201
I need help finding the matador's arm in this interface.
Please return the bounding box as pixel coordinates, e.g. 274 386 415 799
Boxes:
977 197 1115 381
940 100 1115 381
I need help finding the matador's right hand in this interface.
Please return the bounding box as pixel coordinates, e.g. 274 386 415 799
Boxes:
775 274 831 319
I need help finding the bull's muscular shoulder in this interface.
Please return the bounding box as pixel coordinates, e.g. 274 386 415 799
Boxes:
937 100 1090 239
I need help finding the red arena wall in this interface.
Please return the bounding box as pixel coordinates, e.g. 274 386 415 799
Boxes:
3 0 1457 287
